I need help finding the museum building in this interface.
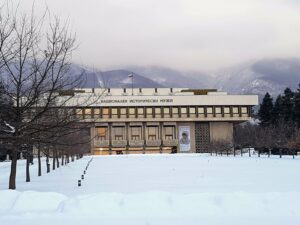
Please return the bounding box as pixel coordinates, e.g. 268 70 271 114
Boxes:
72 88 258 155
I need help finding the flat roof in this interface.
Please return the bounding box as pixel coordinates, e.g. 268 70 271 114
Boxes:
58 88 259 107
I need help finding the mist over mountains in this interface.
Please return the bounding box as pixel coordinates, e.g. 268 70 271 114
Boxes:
2 58 298 100
75 58 300 99
76 67 164 89
213 58 300 97
126 66 214 89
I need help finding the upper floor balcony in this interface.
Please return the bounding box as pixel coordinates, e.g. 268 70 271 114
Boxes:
129 140 145 147
146 140 161 146
94 139 110 147
163 139 178 146
112 140 127 147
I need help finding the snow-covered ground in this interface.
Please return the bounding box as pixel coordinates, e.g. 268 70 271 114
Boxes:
0 154 300 225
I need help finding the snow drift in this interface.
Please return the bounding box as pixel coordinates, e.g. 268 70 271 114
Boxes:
1 190 300 218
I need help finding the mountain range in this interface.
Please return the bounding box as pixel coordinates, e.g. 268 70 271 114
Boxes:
74 58 300 100
212 58 300 97
2 58 298 100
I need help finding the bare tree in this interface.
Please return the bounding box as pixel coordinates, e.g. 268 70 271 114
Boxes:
233 122 257 154
234 120 298 158
0 3 86 189
287 130 300 158
269 120 295 158
209 139 232 156
255 126 273 157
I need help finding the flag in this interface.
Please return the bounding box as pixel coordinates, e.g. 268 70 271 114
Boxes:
128 73 133 78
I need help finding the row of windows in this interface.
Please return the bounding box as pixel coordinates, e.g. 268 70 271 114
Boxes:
96 126 176 141
77 106 250 119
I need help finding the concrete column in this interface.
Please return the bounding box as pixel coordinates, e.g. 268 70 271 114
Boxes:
145 125 148 153
142 122 146 154
126 123 129 154
108 123 112 154
159 122 163 153
90 126 95 154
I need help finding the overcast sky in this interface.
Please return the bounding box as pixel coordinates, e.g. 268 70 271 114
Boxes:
14 0 300 71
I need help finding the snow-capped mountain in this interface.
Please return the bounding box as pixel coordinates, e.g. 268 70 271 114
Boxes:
67 66 164 88
74 58 300 100
96 70 164 88
127 66 213 88
126 58 300 99
2 58 299 99
213 58 300 98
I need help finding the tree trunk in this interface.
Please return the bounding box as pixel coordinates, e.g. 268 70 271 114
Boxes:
293 149 295 159
268 149 271 157
30 149 34 165
71 154 74 162
52 150 56 170
248 147 251 157
38 147 42 176
46 150 50 173
61 154 64 166
9 149 18 189
26 153 30 182
233 149 236 157
258 149 260 157
56 151 60 168
279 149 282 158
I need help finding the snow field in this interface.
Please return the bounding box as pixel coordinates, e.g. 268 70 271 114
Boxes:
1 154 300 225
1 190 299 217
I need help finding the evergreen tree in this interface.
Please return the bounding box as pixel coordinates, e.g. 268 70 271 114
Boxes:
0 82 7 119
281 88 294 122
258 92 273 127
294 83 300 127
271 94 284 125
0 82 14 129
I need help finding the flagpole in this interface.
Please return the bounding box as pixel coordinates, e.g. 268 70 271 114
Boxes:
128 72 134 95
131 73 133 96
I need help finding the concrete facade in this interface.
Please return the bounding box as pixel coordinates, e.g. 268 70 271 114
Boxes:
210 122 233 142
66 88 258 155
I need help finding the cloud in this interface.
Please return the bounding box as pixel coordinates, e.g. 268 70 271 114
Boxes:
10 0 300 71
